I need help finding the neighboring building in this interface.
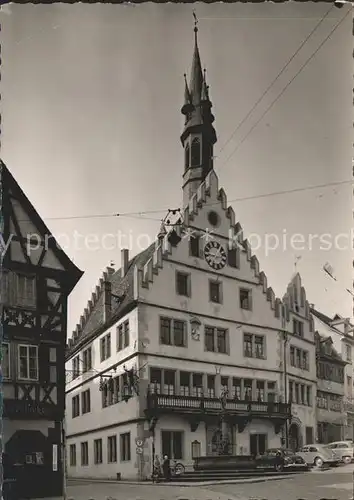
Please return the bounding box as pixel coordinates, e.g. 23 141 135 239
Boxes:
0 161 83 498
283 274 317 450
64 25 321 481
314 331 346 443
311 308 354 440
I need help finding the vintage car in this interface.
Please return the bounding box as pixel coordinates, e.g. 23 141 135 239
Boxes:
325 441 354 464
254 448 309 472
297 444 341 467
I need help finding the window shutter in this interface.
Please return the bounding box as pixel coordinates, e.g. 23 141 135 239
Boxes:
39 344 50 383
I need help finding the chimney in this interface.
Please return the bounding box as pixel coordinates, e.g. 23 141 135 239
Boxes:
344 318 350 336
103 280 112 323
121 249 129 277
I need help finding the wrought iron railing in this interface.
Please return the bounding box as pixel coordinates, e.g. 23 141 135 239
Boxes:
146 392 291 416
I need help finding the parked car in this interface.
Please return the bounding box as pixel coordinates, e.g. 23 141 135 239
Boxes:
258 448 309 471
297 444 340 467
325 441 354 464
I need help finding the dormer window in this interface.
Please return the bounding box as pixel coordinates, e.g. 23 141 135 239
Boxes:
191 137 201 167
185 144 190 171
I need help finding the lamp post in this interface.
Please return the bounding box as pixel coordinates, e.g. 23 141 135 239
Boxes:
218 388 230 455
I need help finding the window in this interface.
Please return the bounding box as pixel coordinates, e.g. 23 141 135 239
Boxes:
161 431 183 460
227 247 239 268
191 137 201 167
317 391 328 409
72 395 80 418
240 289 252 310
243 334 265 359
329 394 342 412
290 346 309 370
82 347 92 373
117 321 130 351
18 345 38 380
232 378 241 399
192 373 203 397
72 356 80 379
69 444 76 466
159 317 186 347
346 344 352 362
2 342 10 379
256 380 265 402
81 389 91 414
185 144 190 170
100 333 111 362
209 280 222 304
180 372 191 396
150 368 162 393
81 442 89 466
94 439 103 464
204 326 228 354
107 435 117 463
3 272 36 308
289 380 311 406
164 370 176 395
293 319 304 338
176 272 190 297
207 375 215 398
190 235 200 258
120 433 131 462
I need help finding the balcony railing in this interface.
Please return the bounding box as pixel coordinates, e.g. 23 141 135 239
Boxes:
3 398 59 420
146 392 291 418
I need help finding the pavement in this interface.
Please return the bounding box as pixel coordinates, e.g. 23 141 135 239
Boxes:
65 464 354 500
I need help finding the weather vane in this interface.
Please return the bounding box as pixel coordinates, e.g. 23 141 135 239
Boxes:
294 255 301 271
193 11 198 29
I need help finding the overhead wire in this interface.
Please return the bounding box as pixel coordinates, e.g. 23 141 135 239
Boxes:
217 5 353 172
216 3 335 158
16 178 353 225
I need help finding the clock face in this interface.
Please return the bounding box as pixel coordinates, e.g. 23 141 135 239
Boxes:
204 241 227 270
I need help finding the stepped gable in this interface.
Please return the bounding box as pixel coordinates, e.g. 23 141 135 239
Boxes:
67 243 156 356
283 272 312 324
140 169 281 319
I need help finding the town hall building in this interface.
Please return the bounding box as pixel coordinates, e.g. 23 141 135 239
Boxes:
64 24 317 480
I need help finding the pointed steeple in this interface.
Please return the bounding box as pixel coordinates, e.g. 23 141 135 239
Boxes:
180 14 217 207
189 22 204 105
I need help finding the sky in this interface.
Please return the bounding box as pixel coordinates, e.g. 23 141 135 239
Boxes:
1 2 353 336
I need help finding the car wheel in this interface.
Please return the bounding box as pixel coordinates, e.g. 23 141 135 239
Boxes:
343 456 351 464
314 457 323 467
274 463 283 472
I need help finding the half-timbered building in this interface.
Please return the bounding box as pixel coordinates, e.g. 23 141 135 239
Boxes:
1 161 83 498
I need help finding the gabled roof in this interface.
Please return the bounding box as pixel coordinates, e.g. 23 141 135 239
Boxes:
311 307 334 326
66 242 156 359
1 161 83 292
315 331 346 364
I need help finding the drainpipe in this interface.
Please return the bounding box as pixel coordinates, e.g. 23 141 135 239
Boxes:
282 309 289 448
61 419 67 500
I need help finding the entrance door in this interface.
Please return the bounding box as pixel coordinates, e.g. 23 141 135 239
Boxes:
289 424 300 451
250 434 267 457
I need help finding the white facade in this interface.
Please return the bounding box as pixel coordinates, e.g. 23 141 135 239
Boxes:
65 170 318 480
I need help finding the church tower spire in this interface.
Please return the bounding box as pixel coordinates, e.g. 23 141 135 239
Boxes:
181 14 217 207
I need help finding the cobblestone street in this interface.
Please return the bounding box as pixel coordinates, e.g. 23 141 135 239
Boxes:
67 466 354 500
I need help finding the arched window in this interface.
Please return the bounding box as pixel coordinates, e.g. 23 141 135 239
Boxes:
185 144 190 171
191 137 201 167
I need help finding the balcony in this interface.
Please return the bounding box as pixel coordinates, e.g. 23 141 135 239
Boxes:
146 392 291 420
3 398 60 420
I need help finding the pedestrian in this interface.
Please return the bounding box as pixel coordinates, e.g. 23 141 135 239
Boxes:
162 455 171 481
154 455 161 478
